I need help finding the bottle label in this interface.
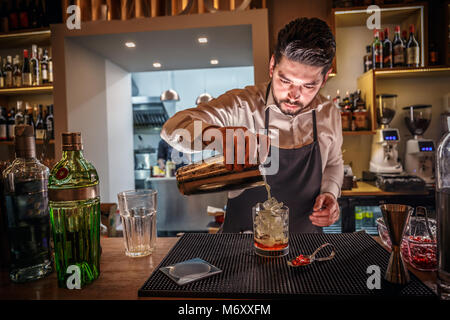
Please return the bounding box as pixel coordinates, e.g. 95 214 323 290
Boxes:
42 68 48 81
46 119 53 132
49 62 54 83
6 71 13 87
393 45 404 64
0 76 4 88
407 46 419 65
55 167 69 180
49 184 99 202
22 74 32 86
14 75 22 87
8 124 15 139
374 47 382 63
0 124 7 139
36 129 46 140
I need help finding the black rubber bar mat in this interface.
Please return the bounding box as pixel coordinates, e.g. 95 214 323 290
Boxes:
138 232 436 299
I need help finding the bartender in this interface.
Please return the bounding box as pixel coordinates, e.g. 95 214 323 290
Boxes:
161 17 344 233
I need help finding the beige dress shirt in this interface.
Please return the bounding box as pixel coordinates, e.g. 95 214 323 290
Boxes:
161 82 344 199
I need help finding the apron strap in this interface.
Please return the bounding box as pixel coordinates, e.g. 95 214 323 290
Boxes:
312 109 318 142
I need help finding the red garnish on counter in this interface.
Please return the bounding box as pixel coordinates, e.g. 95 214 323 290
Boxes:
291 254 311 266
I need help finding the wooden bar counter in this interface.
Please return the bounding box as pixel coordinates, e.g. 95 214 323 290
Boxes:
0 236 437 300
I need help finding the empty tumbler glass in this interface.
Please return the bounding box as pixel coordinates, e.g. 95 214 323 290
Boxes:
117 189 157 257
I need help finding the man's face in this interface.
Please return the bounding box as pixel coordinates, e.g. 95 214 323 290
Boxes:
269 55 330 116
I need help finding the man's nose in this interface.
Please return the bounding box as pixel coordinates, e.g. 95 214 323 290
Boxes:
288 85 301 100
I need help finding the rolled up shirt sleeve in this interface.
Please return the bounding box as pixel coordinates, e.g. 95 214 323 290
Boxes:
161 85 265 153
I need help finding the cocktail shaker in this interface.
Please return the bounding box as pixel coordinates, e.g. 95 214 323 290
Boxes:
175 156 264 195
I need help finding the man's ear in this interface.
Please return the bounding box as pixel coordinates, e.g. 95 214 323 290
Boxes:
269 55 275 79
321 68 333 88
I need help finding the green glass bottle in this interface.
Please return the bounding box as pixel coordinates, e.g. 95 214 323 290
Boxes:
48 132 101 289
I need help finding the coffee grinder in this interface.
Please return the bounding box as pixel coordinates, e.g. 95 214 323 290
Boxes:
403 105 435 185
369 94 403 173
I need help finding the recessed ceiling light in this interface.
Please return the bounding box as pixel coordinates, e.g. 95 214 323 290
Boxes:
210 59 219 65
125 42 136 48
153 62 162 68
198 37 208 44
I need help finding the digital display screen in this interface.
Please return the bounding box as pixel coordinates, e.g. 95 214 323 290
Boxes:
383 130 399 141
418 141 434 152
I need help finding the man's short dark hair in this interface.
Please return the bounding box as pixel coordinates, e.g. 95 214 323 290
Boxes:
274 17 336 75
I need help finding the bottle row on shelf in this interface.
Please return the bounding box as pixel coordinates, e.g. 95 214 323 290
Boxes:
363 24 433 72
331 89 370 131
0 45 53 89
0 101 54 141
0 0 60 33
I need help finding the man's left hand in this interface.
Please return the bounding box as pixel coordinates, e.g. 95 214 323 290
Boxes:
309 193 340 227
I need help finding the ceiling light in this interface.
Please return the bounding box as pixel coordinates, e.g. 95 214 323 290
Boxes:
210 59 219 65
153 62 162 68
125 42 136 48
161 89 180 101
198 37 208 44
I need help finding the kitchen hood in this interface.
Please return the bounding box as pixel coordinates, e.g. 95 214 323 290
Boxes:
132 96 169 127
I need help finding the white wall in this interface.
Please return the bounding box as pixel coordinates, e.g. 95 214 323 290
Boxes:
105 60 134 201
65 39 134 202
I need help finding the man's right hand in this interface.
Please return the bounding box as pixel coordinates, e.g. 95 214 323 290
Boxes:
203 126 270 171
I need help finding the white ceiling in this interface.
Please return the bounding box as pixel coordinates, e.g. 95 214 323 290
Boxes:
70 25 253 72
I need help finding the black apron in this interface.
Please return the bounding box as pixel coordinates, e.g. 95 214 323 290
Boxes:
222 83 323 233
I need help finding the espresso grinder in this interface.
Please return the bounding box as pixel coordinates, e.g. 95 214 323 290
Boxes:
369 94 403 173
403 105 435 185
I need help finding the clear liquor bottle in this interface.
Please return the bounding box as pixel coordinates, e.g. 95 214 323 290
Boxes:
2 125 52 282
48 132 101 289
436 124 450 300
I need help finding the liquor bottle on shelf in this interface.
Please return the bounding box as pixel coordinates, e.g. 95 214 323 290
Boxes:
24 102 35 132
8 1 19 31
383 28 393 68
29 0 39 29
15 101 24 126
30 45 40 86
48 48 53 83
13 55 22 88
2 125 53 283
0 106 7 141
22 49 32 87
19 0 29 29
7 108 15 140
406 24 420 68
35 105 45 140
41 49 49 84
45 105 54 140
37 48 43 83
436 122 450 299
5 56 13 88
363 45 372 72
0 2 9 33
0 57 5 88
372 29 383 69
393 25 405 67
429 42 438 66
49 132 101 289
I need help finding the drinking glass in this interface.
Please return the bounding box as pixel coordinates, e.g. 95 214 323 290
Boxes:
117 189 157 257
253 202 289 257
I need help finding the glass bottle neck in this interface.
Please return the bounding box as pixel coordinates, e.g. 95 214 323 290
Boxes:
62 149 85 160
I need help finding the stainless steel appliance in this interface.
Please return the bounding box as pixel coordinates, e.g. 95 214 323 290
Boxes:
369 94 403 173
403 105 435 184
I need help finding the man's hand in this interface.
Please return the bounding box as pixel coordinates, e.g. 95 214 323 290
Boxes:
157 159 165 171
203 126 269 171
309 193 340 227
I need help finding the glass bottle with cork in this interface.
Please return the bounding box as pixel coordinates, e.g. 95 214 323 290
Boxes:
48 132 101 289
2 125 53 282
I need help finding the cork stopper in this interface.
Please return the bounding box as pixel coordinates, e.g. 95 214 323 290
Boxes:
15 125 36 158
62 132 83 151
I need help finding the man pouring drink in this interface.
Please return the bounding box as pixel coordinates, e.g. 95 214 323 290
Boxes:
161 17 344 234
